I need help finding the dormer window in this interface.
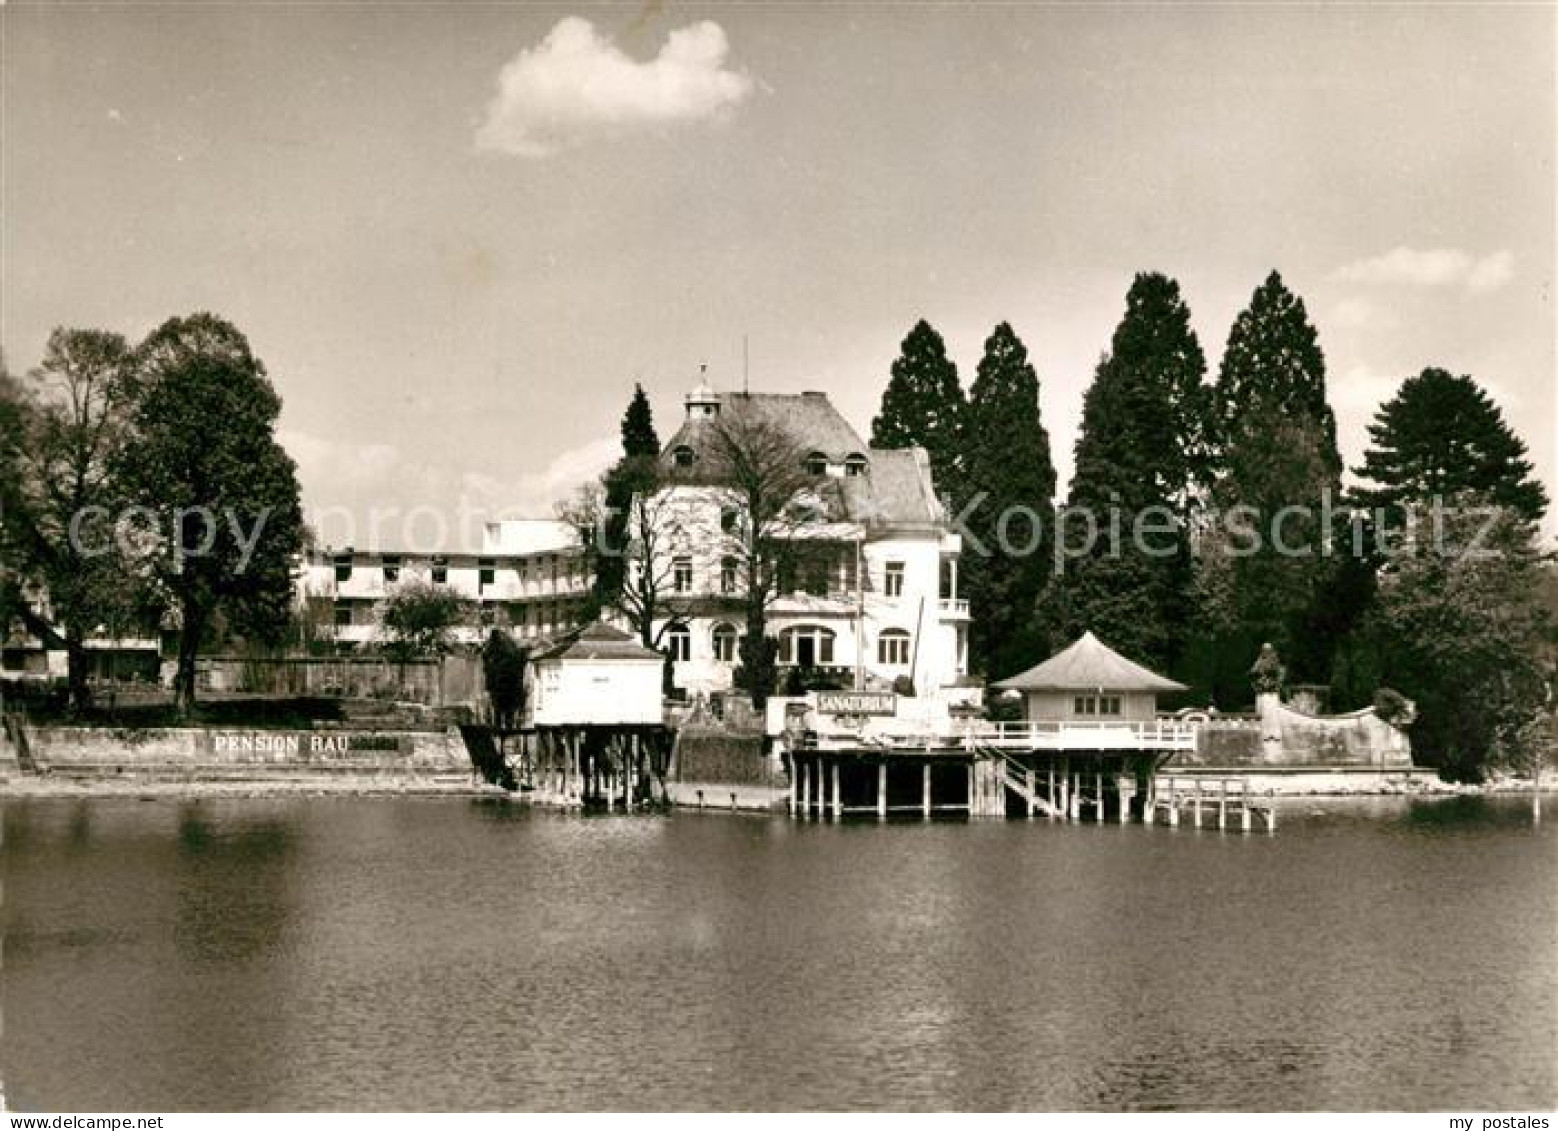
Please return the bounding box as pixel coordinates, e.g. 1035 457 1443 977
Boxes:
804 451 828 476
844 453 868 478
673 445 696 468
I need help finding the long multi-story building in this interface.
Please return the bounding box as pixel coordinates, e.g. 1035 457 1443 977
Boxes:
643 382 972 700
299 519 592 649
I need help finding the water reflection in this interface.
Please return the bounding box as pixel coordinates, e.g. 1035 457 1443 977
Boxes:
3 794 1554 1111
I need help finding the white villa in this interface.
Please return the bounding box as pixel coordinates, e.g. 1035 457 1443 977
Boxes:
641 383 973 702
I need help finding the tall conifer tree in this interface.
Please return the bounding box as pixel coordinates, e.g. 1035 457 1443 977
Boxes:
595 383 662 611
1056 273 1209 672
871 320 965 500
960 322 1055 678
1197 271 1344 698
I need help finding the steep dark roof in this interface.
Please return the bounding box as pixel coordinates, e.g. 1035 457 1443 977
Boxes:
662 392 868 466
661 391 943 530
838 447 943 529
532 620 663 663
992 631 1188 693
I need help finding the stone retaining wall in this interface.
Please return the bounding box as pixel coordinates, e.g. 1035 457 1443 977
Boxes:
21 725 468 776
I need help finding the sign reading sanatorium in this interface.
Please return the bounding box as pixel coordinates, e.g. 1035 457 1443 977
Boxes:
815 691 897 717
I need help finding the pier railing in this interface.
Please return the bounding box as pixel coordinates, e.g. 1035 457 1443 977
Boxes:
959 719 1198 751
793 718 1198 753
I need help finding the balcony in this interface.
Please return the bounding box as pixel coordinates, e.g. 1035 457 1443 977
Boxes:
937 597 970 620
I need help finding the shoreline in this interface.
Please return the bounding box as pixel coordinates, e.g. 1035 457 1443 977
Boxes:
2 771 1549 803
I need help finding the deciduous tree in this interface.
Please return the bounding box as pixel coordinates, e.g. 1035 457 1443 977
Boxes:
5 329 146 711
115 313 305 715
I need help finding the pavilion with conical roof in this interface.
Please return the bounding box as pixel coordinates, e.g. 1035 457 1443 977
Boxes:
993 630 1186 718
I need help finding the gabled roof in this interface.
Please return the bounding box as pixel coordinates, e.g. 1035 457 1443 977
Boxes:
992 631 1188 693
532 620 663 663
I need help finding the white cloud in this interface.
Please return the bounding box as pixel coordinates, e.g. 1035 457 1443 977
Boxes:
1331 297 1384 329
1466 250 1515 293
1332 247 1516 293
475 17 755 158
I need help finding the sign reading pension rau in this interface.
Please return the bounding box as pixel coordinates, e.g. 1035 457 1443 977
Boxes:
815 691 897 717
208 732 406 756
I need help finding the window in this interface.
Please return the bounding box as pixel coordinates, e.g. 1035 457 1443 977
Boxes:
711 622 738 662
780 625 835 667
720 507 740 534
333 554 353 583
478 558 496 588
1101 696 1122 716
673 555 694 593
844 454 868 478
884 561 905 598
431 557 447 585
381 555 401 584
720 556 739 595
333 602 354 628
804 451 829 476
666 624 691 662
878 628 910 666
1073 695 1123 717
673 445 696 468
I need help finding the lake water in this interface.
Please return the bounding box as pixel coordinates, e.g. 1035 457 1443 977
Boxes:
3 794 1554 1111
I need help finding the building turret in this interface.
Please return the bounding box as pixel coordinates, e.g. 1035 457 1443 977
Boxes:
684 366 720 419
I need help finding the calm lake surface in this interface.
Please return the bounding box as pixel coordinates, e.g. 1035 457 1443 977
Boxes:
3 794 1554 1111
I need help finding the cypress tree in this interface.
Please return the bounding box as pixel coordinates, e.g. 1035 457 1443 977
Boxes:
960 322 1055 678
1056 273 1209 673
620 382 660 459
596 384 662 610
1353 367 1548 526
871 319 965 500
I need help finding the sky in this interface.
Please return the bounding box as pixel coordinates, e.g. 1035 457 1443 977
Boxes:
3 2 1554 548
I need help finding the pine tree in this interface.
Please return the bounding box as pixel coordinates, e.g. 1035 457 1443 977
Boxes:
1055 273 1209 672
960 322 1055 678
871 320 965 500
1197 271 1345 696
1353 367 1548 526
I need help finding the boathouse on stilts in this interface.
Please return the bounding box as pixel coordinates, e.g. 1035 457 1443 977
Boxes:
528 621 674 810
784 632 1214 823
982 631 1193 822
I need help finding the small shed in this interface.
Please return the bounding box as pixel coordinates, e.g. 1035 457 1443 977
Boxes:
992 631 1187 722
530 621 665 728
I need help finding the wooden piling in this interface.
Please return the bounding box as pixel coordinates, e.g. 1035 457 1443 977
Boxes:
922 763 932 818
831 762 842 820
1193 780 1203 828
877 763 888 820
1095 768 1105 824
1026 769 1037 819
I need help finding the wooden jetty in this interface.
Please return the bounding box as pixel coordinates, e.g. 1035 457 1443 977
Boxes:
1153 775 1277 832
